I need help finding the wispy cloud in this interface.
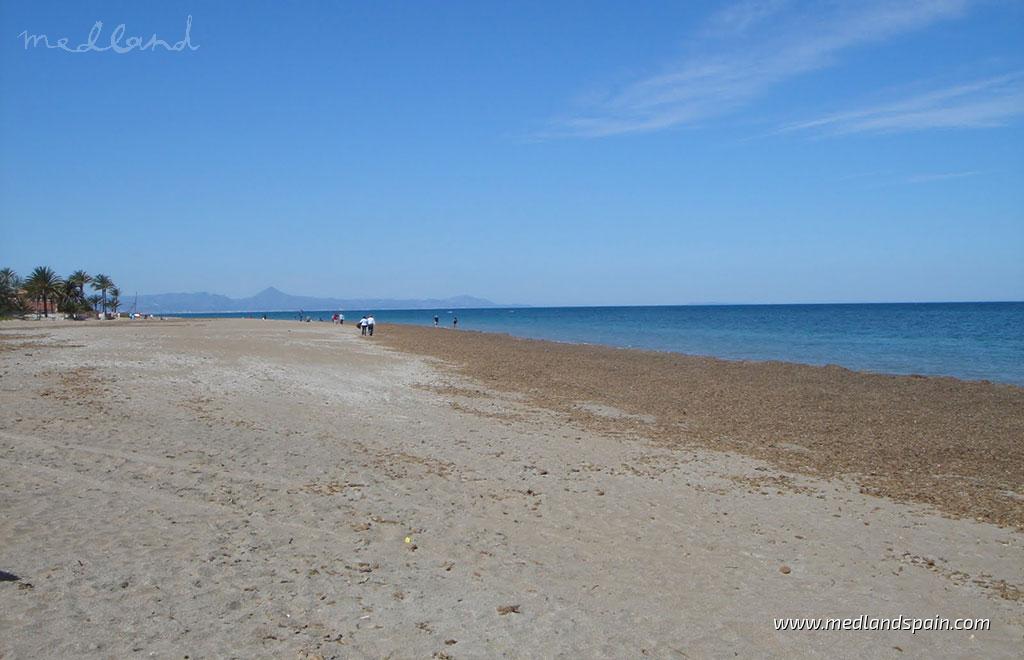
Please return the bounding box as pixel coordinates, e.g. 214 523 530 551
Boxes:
903 170 980 183
545 0 973 138
703 0 793 36
778 73 1024 135
849 170 983 187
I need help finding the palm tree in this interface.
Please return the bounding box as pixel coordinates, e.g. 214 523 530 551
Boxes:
91 274 114 314
0 267 18 290
58 280 80 314
0 268 22 315
24 266 64 317
108 287 121 315
87 294 103 312
68 270 92 299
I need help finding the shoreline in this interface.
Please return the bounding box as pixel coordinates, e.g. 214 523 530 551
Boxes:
393 322 1023 388
162 305 1024 386
376 323 1024 529
10 313 1021 387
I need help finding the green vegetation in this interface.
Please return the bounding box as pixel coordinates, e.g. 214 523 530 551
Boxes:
24 266 63 317
0 267 25 316
91 273 114 314
1 266 119 319
68 270 92 300
108 287 121 314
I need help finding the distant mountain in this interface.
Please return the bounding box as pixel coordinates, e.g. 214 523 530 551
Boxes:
132 287 513 314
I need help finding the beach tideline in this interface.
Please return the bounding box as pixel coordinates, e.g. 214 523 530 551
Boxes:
1 318 1021 657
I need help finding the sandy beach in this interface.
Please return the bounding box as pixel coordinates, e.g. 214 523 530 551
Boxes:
1 318 1022 658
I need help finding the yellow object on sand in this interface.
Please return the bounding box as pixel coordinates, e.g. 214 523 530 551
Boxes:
404 537 412 543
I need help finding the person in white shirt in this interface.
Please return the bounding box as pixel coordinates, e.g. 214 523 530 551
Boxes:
366 315 376 336
359 316 368 335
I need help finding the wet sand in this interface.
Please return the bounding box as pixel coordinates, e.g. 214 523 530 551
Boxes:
1 318 1021 658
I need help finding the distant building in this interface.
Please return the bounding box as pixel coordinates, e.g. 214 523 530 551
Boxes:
17 289 67 316
20 292 49 314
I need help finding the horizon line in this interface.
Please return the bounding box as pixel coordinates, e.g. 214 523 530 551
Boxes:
157 299 1023 315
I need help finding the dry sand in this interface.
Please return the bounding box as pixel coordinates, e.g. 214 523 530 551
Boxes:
1 318 1021 658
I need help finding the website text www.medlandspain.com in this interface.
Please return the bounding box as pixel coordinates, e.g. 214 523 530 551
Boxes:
774 615 990 634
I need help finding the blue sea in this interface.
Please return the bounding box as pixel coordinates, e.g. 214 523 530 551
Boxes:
178 302 1024 386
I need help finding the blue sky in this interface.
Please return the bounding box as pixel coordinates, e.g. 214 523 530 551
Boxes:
1 0 1021 305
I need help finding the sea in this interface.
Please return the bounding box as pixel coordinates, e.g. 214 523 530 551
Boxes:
176 302 1024 386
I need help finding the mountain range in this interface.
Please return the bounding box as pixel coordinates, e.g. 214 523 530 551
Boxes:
133 287 508 314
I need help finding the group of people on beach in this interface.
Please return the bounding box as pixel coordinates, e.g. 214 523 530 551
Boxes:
358 314 375 336
433 315 458 328
310 311 467 335
329 312 375 335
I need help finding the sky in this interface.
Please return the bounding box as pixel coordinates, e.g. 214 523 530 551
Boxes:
1 0 1022 306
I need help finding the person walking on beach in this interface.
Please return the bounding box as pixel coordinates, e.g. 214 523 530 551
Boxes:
359 315 368 335
433 315 439 327
453 316 458 329
338 313 344 325
367 314 376 336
